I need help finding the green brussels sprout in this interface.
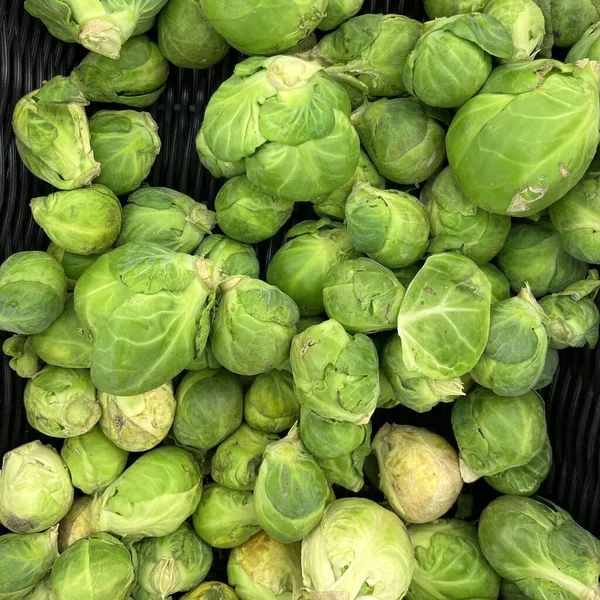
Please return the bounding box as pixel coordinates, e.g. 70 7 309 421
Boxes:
24 366 100 438
244 370 300 433
117 187 216 253
447 60 600 217
26 575 56 600
74 244 219 395
195 235 260 279
57 496 93 553
12 76 100 190
382 335 465 413
0 441 73 533
318 0 363 30
182 582 239 600
254 426 329 543
99 383 176 452
46 243 104 290
2 334 40 378
227 531 302 600
373 424 463 524
196 128 246 179
302 498 415 599
496 221 589 297
549 175 600 264
567 21 600 61
71 35 169 107
479 263 511 304
174 369 243 453
422 167 511 265
345 185 430 269
0 251 67 335
290 319 380 424
534 347 559 390
210 276 300 376
31 185 122 256
215 176 294 244
266 219 358 316
201 56 359 202
397 253 492 380
51 533 136 600
407 519 500 600
452 388 547 482
0 526 58 600
92 446 202 538
424 0 490 18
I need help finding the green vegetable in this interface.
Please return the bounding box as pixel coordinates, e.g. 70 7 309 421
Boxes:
479 263 511 304
57 496 93 553
318 0 363 30
315 432 370 492
424 0 490 18
196 128 246 179
195 235 260 279
567 21 600 61
47 244 104 290
2 334 40 378
182 582 239 600
26 576 56 600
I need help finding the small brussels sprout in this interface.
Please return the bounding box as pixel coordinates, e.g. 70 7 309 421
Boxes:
318 0 363 30
196 128 246 179
195 235 260 279
182 582 239 600
174 369 243 453
254 426 329 543
407 519 500 600
193 483 261 549
57 496 93 553
99 383 176 452
291 319 380 424
424 0 490 18
0 441 74 533
452 388 547 481
90 110 161 196
302 498 415 599
47 243 104 290
352 98 447 185
373 424 463 524
479 263 511 304
26 575 56 600
0 251 67 335
211 276 300 376
12 76 100 190
567 21 600 61
2 334 40 378
92 446 202 538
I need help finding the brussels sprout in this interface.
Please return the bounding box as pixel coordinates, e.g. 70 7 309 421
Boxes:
447 60 600 217
0 527 58 600
196 128 246 180
373 424 463 524
117 187 216 253
57 496 93 553
479 263 511 304
497 221 588 297
452 388 547 482
422 167 511 264
254 427 329 543
397 253 492 380
291 319 379 424
0 441 73 533
99 383 176 452
201 56 359 202
0 251 67 335
479 496 600 600
195 235 260 279
266 219 358 316
47 243 104 290
407 519 500 600
211 276 299 376
71 35 169 107
51 533 135 600
2 334 40 378
12 76 100 190
74 244 219 395
567 21 600 61
549 175 600 264
182 582 239 600
215 176 294 244
174 369 243 454
27 576 56 600
92 446 202 538
382 335 465 413
424 0 490 18
302 498 414 599
534 347 559 391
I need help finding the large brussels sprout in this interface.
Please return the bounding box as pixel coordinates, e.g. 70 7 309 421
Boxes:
74 244 219 395
397 253 491 380
196 128 246 180
182 582 239 600
373 424 463 524
57 496 93 552
424 0 489 18
0 251 67 335
452 388 547 481
479 263 511 304
423 167 511 264
447 60 600 217
352 98 447 185
195 235 260 279
266 219 358 316
407 519 500 600
302 498 414 600
210 276 299 376
0 441 73 533
47 244 105 291
12 76 100 190
201 56 359 202
290 319 379 424
215 176 294 244
254 427 329 544
567 21 600 61
497 221 588 297
478 496 600 600
2 334 40 378
92 446 202 538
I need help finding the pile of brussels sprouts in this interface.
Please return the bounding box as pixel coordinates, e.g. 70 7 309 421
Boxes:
2 0 600 599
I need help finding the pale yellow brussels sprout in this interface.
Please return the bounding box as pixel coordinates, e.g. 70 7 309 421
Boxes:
58 496 93 553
